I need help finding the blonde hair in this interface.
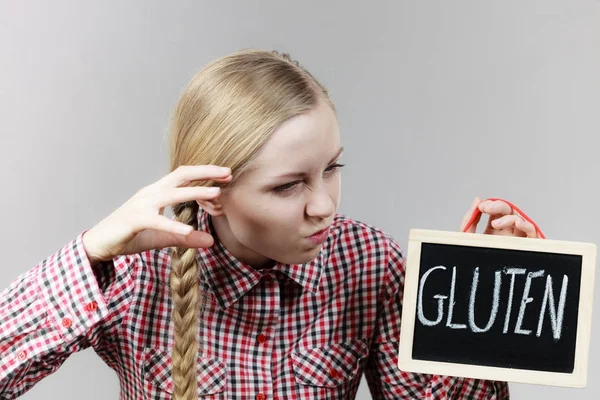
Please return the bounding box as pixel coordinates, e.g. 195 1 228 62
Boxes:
167 49 334 399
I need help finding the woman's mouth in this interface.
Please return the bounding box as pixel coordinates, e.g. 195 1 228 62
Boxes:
307 227 330 245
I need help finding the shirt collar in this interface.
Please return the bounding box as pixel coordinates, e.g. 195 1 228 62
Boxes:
195 208 324 309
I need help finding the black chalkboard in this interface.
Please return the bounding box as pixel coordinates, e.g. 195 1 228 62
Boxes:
412 242 582 373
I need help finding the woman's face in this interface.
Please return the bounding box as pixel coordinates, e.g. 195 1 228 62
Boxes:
211 99 342 268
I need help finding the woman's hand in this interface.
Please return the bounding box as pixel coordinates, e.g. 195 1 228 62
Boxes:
82 165 233 265
460 197 539 238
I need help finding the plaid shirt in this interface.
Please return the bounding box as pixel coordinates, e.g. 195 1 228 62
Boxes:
0 209 510 399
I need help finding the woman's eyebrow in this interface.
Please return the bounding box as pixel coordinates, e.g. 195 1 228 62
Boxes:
329 146 344 163
274 146 344 180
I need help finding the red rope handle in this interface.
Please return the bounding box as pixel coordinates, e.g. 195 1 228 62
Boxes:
462 197 546 239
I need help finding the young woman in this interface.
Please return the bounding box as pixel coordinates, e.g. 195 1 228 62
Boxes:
0 49 539 399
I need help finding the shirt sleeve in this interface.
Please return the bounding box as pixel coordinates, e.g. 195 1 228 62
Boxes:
363 236 511 400
0 230 136 399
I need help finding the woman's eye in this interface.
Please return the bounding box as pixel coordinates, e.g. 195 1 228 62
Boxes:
273 164 345 196
324 163 345 174
273 181 300 194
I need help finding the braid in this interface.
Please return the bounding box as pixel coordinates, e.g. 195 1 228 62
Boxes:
170 200 203 400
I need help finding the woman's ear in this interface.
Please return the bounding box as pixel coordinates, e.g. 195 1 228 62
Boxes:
196 198 225 217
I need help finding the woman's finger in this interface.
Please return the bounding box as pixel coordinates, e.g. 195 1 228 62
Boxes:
156 186 222 208
490 214 521 234
144 214 195 236
490 214 538 238
460 197 482 233
155 165 232 188
157 229 215 249
515 217 538 238
478 200 513 216
132 228 215 252
481 200 515 234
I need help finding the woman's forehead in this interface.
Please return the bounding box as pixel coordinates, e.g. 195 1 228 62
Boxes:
246 104 340 177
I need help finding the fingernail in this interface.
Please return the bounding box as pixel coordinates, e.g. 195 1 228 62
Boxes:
208 187 220 193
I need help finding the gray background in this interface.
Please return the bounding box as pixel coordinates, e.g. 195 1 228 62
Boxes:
1 0 599 398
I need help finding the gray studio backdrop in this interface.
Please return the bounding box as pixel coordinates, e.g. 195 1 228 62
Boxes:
1 1 599 399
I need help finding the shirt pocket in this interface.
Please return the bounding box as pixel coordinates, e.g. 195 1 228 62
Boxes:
142 347 228 399
291 339 369 398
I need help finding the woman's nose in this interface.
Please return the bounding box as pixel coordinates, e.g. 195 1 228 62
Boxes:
306 185 335 218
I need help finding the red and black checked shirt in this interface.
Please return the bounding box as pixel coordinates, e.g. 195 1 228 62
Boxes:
0 209 510 399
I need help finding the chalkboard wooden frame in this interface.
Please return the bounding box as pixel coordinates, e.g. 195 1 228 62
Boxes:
397 229 597 387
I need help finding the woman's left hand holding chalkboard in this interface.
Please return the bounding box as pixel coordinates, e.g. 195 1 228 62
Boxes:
460 197 539 238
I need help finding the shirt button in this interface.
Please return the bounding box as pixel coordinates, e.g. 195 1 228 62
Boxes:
17 350 27 361
330 368 339 379
62 318 72 328
85 301 98 312
256 394 266 400
257 333 267 343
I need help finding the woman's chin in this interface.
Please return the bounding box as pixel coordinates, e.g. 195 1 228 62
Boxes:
281 246 322 265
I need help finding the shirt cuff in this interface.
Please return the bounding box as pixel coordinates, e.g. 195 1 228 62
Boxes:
36 231 111 342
